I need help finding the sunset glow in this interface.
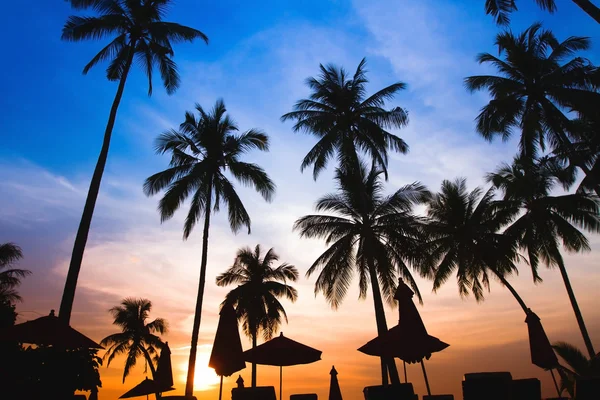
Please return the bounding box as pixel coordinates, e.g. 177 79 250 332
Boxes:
179 352 220 391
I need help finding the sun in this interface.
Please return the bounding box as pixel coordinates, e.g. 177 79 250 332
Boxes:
179 351 220 391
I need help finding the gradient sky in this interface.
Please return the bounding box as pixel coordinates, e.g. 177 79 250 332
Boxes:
1 1 600 399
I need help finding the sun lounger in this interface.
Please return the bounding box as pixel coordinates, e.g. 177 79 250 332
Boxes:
232 386 277 400
511 378 541 400
290 394 318 400
462 372 512 400
363 383 418 400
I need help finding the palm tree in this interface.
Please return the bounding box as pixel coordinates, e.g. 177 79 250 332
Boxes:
423 179 531 313
484 0 600 25
144 99 275 396
465 23 600 196
101 298 167 399
294 161 428 385
216 245 299 387
59 0 208 323
553 341 600 397
0 243 31 304
281 58 409 180
487 157 600 358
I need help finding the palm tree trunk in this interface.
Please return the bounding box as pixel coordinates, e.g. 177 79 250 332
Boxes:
185 180 213 397
571 0 600 24
251 333 257 387
557 261 596 358
58 46 136 324
493 272 529 314
140 346 161 400
368 264 401 386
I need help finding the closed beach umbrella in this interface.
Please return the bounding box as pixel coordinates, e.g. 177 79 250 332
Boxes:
329 366 343 400
244 332 322 400
0 310 102 349
209 304 246 400
119 378 175 399
358 280 448 396
155 342 174 389
525 310 561 395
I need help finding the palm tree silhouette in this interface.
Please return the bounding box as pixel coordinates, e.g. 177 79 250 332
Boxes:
294 161 428 385
487 158 599 357
553 341 600 397
59 0 208 323
0 243 30 304
423 179 530 313
144 99 275 396
281 58 409 180
465 23 600 195
216 245 299 387
101 298 167 399
484 0 600 25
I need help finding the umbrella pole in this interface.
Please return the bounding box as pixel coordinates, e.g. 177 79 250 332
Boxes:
550 369 560 397
420 360 431 396
219 375 223 400
403 361 407 383
280 366 283 400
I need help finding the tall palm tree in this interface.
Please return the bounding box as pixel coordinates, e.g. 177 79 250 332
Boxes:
281 58 409 180
553 341 600 397
484 0 600 25
423 179 530 313
487 157 600 358
294 161 428 385
216 245 299 387
0 243 31 304
59 0 208 323
100 298 167 399
144 99 275 396
465 23 600 196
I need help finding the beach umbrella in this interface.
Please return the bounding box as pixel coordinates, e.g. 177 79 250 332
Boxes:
358 280 449 396
525 310 561 396
154 342 174 389
209 304 246 400
243 332 322 400
328 366 343 400
0 310 102 349
119 377 175 399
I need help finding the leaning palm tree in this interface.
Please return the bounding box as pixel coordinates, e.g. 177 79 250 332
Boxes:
466 23 600 196
101 298 167 399
484 0 600 25
216 245 299 387
59 0 208 323
294 161 428 385
487 157 600 358
144 99 275 396
553 341 600 397
0 243 31 304
423 179 531 312
281 58 409 180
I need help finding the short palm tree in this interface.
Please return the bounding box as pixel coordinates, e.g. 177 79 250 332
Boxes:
487 157 600 358
294 161 428 385
423 179 530 312
553 341 600 397
59 0 208 323
144 99 275 396
484 0 600 25
216 245 299 387
100 298 167 397
0 243 31 304
465 23 600 196
281 58 409 180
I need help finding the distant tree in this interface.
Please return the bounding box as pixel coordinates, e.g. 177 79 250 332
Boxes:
281 58 409 180
59 0 208 323
0 243 30 304
484 0 600 25
553 341 600 397
217 245 299 387
294 161 429 385
144 99 275 396
100 298 167 399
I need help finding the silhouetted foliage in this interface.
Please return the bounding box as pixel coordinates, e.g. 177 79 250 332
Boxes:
553 341 600 397
282 58 409 180
484 0 600 25
0 243 30 304
59 0 208 323
144 99 275 396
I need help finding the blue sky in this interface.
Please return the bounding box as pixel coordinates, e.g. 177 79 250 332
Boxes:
1 1 600 399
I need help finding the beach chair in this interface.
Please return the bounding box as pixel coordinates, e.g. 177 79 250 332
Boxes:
290 394 318 400
511 378 541 400
363 383 418 400
462 372 512 400
232 386 277 400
